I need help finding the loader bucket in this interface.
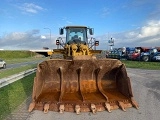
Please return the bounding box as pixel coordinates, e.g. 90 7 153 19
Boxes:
29 58 138 114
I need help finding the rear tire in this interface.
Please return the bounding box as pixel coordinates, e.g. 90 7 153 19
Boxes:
142 55 149 62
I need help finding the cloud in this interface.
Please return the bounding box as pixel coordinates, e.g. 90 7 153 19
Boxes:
0 29 58 50
100 7 110 18
61 17 73 25
149 4 160 19
19 3 44 14
41 35 46 39
96 20 160 49
138 20 160 38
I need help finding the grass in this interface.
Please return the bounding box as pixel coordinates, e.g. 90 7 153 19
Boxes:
0 50 43 119
0 73 35 120
121 60 160 70
0 51 36 59
0 50 46 64
5 57 46 64
0 64 37 79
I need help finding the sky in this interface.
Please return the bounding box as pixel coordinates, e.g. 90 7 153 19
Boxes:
0 0 160 50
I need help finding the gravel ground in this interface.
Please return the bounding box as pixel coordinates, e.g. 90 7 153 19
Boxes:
5 68 160 120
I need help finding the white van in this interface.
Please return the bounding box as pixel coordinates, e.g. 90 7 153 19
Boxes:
0 59 6 69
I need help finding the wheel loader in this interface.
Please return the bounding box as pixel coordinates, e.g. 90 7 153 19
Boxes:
29 26 138 114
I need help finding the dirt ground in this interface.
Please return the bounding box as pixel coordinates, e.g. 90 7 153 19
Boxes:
5 68 160 120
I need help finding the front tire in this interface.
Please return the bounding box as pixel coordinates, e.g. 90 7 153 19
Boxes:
3 64 6 69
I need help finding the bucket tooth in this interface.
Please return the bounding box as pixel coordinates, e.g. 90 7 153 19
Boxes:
59 104 65 113
28 102 36 112
105 102 111 113
131 99 139 109
44 103 50 113
91 104 97 114
118 101 126 111
75 105 81 115
96 103 105 111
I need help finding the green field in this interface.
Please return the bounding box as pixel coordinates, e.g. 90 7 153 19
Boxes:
0 74 35 120
0 50 39 120
0 50 44 64
122 60 160 70
0 50 37 59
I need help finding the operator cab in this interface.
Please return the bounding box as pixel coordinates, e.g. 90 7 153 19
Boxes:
66 27 87 45
59 26 94 45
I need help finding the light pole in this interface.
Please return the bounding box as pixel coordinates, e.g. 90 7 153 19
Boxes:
44 28 51 43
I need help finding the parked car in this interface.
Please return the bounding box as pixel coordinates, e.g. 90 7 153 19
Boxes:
126 47 135 60
129 47 151 61
141 48 160 62
0 59 6 69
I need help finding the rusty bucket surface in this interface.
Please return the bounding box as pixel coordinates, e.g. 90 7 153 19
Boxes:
29 59 138 114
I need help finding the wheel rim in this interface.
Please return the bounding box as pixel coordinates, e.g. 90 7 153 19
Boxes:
143 56 149 61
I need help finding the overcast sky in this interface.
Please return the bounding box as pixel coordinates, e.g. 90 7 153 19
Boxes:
0 0 160 50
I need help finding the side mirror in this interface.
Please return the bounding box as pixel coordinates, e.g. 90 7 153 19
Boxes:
95 41 99 46
89 28 94 35
59 28 64 35
56 40 60 45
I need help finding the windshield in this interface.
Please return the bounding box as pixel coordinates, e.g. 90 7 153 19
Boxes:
66 28 87 43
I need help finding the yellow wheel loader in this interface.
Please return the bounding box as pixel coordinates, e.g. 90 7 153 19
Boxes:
29 26 138 114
